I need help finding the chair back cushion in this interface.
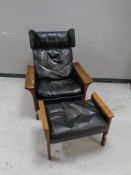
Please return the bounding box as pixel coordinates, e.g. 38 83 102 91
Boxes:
29 29 75 80
33 48 73 80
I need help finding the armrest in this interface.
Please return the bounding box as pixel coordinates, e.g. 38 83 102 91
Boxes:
91 92 114 120
25 65 35 89
39 100 49 131
73 62 93 85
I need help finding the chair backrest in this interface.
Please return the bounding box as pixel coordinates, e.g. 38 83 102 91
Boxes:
29 29 75 80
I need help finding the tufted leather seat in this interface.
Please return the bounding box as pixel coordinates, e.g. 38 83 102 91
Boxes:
45 99 108 143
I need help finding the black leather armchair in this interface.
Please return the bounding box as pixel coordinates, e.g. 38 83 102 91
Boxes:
25 29 93 119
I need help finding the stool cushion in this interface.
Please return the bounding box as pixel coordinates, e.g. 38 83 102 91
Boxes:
45 100 107 143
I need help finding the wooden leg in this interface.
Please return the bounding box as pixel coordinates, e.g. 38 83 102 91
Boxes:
101 133 107 146
47 140 51 160
83 84 88 100
83 83 91 100
101 119 112 146
26 88 39 120
35 110 39 120
45 130 51 160
31 89 39 120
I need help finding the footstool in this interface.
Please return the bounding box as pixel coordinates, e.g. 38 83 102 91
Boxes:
39 92 114 160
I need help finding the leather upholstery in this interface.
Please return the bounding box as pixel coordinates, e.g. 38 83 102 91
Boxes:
37 77 82 98
29 28 83 101
29 29 75 80
45 99 108 143
29 29 75 49
33 48 73 80
42 94 83 104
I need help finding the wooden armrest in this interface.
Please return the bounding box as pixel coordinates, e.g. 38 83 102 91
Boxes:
91 92 114 119
73 62 93 85
39 100 49 131
25 65 35 89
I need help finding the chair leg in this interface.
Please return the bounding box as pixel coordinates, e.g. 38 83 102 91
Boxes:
47 140 51 160
83 84 88 100
83 84 91 100
35 110 39 120
101 132 107 146
31 90 39 120
27 88 39 120
45 131 51 160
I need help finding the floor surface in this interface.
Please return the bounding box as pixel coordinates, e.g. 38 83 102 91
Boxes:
0 77 131 175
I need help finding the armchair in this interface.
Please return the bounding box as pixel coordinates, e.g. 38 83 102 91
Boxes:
25 29 93 119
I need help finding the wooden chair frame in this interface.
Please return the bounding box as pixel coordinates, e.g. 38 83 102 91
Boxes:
25 62 93 120
25 65 39 119
39 92 114 160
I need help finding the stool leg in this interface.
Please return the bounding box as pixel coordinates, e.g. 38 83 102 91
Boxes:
47 140 51 160
101 132 107 146
45 131 51 160
101 119 112 146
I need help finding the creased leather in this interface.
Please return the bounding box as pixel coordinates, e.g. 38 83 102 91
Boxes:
45 100 107 143
33 48 73 79
29 28 83 100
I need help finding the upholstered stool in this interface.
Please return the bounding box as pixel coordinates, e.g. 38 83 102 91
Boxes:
39 92 114 160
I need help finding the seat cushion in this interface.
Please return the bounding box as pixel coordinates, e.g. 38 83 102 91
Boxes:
37 78 82 98
45 100 108 143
